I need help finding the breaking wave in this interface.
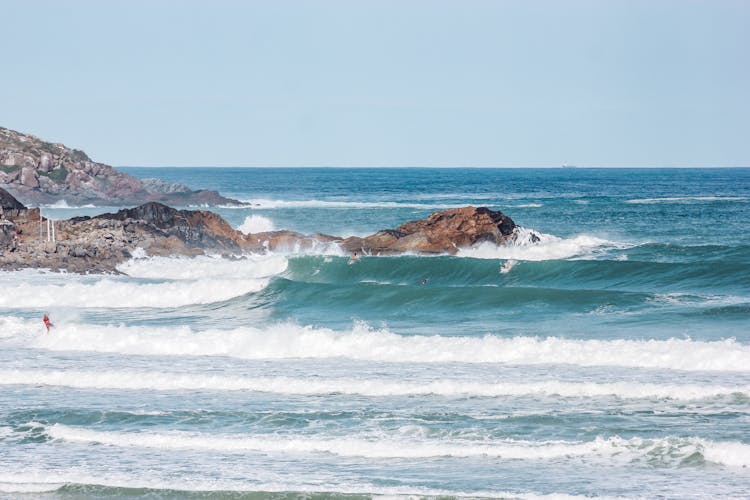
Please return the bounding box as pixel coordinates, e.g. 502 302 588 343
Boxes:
4 319 748 371
116 254 288 280
0 255 289 308
237 214 275 234
40 200 96 209
458 228 622 261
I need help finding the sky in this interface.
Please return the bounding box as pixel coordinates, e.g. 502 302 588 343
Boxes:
2 0 749 167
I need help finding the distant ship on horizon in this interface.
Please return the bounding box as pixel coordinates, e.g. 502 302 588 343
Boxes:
561 163 577 168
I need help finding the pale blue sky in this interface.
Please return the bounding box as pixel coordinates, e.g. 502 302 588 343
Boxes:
3 0 748 167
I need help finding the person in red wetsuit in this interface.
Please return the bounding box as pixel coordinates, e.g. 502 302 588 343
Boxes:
43 314 53 334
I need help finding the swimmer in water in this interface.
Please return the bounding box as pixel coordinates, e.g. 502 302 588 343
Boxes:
42 314 53 333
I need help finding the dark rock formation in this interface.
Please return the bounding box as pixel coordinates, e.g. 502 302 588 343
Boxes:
0 187 533 273
97 202 244 252
0 126 241 206
0 188 26 211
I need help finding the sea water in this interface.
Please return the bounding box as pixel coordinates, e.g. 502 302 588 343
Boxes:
1 167 749 499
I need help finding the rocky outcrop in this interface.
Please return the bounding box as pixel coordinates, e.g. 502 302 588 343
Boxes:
341 206 525 254
0 188 26 211
0 126 240 206
0 200 248 273
0 187 532 273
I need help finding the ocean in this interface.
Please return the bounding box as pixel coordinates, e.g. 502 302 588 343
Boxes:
1 167 749 499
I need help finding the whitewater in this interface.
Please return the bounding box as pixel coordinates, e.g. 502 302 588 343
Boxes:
1 167 749 499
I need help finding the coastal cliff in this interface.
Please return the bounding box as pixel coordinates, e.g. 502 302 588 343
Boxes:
0 188 532 273
0 127 239 206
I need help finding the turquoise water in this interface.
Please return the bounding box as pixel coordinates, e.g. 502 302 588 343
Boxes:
1 168 749 498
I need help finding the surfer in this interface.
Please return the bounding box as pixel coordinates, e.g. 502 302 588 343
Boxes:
348 252 359 265
420 278 429 285
42 314 53 334
500 259 517 274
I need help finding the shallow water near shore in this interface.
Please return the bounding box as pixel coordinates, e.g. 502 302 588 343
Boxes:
1 168 749 499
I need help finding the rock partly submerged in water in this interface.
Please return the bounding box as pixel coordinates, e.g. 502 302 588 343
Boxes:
342 206 522 254
0 187 534 273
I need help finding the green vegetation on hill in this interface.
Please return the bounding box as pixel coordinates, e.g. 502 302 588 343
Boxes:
39 167 69 183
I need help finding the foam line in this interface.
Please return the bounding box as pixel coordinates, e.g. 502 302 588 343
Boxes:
4 318 748 371
116 254 288 280
46 424 750 466
626 196 747 204
1 369 747 400
238 199 463 209
0 278 269 308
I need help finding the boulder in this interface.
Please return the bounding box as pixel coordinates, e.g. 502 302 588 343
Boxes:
343 206 518 254
20 167 39 188
39 153 54 172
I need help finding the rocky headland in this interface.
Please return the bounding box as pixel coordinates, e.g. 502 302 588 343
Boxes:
0 126 239 206
0 188 534 273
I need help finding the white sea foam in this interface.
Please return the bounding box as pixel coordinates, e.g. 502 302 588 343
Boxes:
117 254 287 280
0 481 64 493
2 369 747 400
237 214 275 234
264 238 348 256
649 292 748 308
6 318 749 371
0 255 287 308
626 196 748 204
0 277 269 308
40 199 96 209
239 198 462 210
458 227 621 261
45 424 750 466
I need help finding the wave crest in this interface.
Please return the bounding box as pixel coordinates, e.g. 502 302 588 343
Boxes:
4 318 747 371
237 214 275 234
0 255 288 308
458 227 620 261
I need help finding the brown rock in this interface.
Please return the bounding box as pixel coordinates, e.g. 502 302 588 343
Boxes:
343 206 518 254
